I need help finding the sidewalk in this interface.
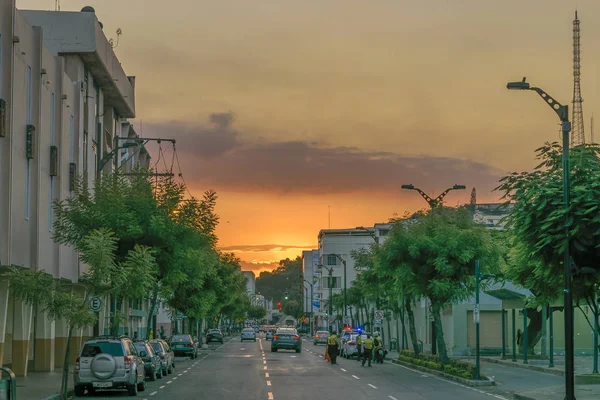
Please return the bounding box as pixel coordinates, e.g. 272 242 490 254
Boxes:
17 367 73 400
475 355 597 376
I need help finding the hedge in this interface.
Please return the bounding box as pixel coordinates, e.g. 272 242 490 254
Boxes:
398 350 488 380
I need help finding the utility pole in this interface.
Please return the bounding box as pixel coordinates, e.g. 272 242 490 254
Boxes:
401 184 466 209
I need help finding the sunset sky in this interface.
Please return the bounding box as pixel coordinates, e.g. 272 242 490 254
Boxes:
20 0 600 274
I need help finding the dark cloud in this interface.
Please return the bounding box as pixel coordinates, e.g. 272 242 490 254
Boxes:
144 115 505 195
219 244 316 252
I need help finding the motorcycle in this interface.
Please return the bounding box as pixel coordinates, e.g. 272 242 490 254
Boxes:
374 347 387 364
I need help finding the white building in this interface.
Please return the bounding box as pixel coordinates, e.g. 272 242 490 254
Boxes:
301 250 320 315
0 4 147 376
242 271 256 296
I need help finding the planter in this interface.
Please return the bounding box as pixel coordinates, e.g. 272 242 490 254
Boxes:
575 374 600 385
392 359 495 387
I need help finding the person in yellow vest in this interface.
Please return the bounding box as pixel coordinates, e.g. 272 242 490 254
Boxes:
356 333 363 362
327 331 340 365
149 329 154 340
362 333 374 367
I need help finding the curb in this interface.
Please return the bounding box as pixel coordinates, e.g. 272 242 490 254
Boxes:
481 357 565 377
391 359 495 387
512 394 537 400
40 389 74 400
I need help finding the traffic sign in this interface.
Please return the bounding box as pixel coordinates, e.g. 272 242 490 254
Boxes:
473 304 480 324
374 310 384 320
343 316 351 325
89 296 102 312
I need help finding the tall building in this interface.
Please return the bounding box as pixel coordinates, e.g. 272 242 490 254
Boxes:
242 271 256 296
301 250 320 315
0 4 146 376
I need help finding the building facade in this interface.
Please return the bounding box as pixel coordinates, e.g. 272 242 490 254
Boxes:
242 271 255 296
0 3 148 376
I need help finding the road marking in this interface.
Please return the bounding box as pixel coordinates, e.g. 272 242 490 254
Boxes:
173 377 178 380
263 360 267 364
265 373 269 378
352 375 360 380
160 385 166 389
267 381 272 386
341 368 347 372
150 391 158 396
184 370 188 373
178 373 182 376
389 396 398 400
368 384 377 389
318 355 323 358
264 366 267 370
268 392 274 400
167 380 172 384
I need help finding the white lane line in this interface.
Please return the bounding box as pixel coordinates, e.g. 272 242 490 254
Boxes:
173 377 178 380
389 396 398 400
159 385 166 389
318 355 323 358
340 368 347 372
268 392 274 400
264 366 267 370
368 384 377 389
167 380 172 384
178 373 182 376
265 373 269 378
352 375 360 380
263 360 267 364
150 391 158 396
267 381 272 386
183 370 188 373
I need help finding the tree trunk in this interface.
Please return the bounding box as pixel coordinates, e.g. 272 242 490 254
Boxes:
431 302 449 366
61 325 74 400
404 298 419 355
147 284 159 339
519 307 545 355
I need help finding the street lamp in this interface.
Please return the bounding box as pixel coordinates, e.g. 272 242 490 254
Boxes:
355 226 379 244
329 254 348 326
401 184 466 209
97 140 139 178
506 77 574 400
304 279 314 335
319 265 335 331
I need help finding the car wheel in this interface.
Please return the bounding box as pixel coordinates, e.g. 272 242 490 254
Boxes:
254 339 257 342
127 379 138 396
150 370 157 381
271 347 277 352
220 340 224 344
138 378 146 392
74 385 85 397
168 364 173 374
295 348 301 353
157 369 162 379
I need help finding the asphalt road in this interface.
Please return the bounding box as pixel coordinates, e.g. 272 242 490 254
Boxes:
73 335 517 399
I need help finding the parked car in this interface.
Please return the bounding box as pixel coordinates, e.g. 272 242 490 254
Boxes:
313 331 329 345
241 327 257 342
170 334 199 359
149 339 174 376
74 336 146 396
134 341 162 381
271 328 301 353
265 328 276 340
206 329 224 344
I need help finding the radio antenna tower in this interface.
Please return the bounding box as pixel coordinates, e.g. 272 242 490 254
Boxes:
571 10 585 146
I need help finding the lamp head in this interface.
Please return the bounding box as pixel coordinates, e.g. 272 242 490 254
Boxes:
122 142 138 148
506 77 530 90
452 184 466 190
401 184 415 190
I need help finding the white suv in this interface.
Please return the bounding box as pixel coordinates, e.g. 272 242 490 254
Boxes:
74 336 146 396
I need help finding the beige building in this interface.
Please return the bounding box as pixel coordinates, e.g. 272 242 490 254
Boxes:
0 4 148 376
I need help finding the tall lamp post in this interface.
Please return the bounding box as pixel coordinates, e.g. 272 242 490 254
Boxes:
304 279 314 335
330 254 348 327
506 77 574 400
320 266 335 331
356 226 379 244
401 184 466 208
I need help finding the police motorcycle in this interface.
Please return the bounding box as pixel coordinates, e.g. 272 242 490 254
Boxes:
373 334 387 363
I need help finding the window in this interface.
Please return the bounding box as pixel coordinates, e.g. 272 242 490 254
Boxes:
49 93 55 231
322 276 341 289
327 254 337 266
69 114 75 162
486 219 494 227
25 65 32 220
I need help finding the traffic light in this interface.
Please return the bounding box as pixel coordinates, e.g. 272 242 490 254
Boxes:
277 302 281 307
284 291 288 300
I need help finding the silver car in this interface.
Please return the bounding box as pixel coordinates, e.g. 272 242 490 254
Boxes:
241 327 257 342
74 336 146 396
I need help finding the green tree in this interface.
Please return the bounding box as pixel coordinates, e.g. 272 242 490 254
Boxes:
256 257 303 303
381 207 500 365
497 142 600 349
284 299 303 319
248 305 267 320
3 228 156 400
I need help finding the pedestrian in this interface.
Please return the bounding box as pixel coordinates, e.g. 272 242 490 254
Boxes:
327 331 340 365
362 333 374 367
516 329 522 346
133 331 138 340
149 329 154 340
159 326 165 339
356 333 363 362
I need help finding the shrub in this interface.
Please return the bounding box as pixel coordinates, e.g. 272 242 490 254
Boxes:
398 350 487 380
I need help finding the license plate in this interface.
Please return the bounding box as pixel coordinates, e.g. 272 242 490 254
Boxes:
280 335 289 339
93 381 113 388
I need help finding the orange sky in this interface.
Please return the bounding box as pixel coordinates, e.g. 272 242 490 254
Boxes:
19 0 600 273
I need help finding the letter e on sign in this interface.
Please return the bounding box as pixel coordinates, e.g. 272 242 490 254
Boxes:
89 296 102 312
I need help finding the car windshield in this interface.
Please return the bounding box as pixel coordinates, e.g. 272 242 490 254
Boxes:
81 342 124 357
243 328 254 332
171 335 192 343
134 343 152 355
150 342 163 352
208 330 220 333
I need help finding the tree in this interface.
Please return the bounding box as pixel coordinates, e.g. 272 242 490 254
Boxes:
3 228 156 400
497 142 600 351
256 257 303 303
381 207 501 365
247 305 267 320
284 299 303 319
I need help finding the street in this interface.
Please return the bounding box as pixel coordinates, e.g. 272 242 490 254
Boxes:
73 334 512 400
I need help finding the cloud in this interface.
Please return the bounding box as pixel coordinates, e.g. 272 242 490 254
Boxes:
219 244 316 253
144 114 506 195
239 260 281 274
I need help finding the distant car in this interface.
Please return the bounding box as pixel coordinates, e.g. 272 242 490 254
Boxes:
206 329 224 344
149 339 174 376
134 341 162 381
342 333 366 359
170 334 199 359
265 328 276 340
241 327 257 342
271 328 301 353
313 331 329 345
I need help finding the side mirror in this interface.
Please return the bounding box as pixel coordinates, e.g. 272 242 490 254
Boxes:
139 351 147 357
